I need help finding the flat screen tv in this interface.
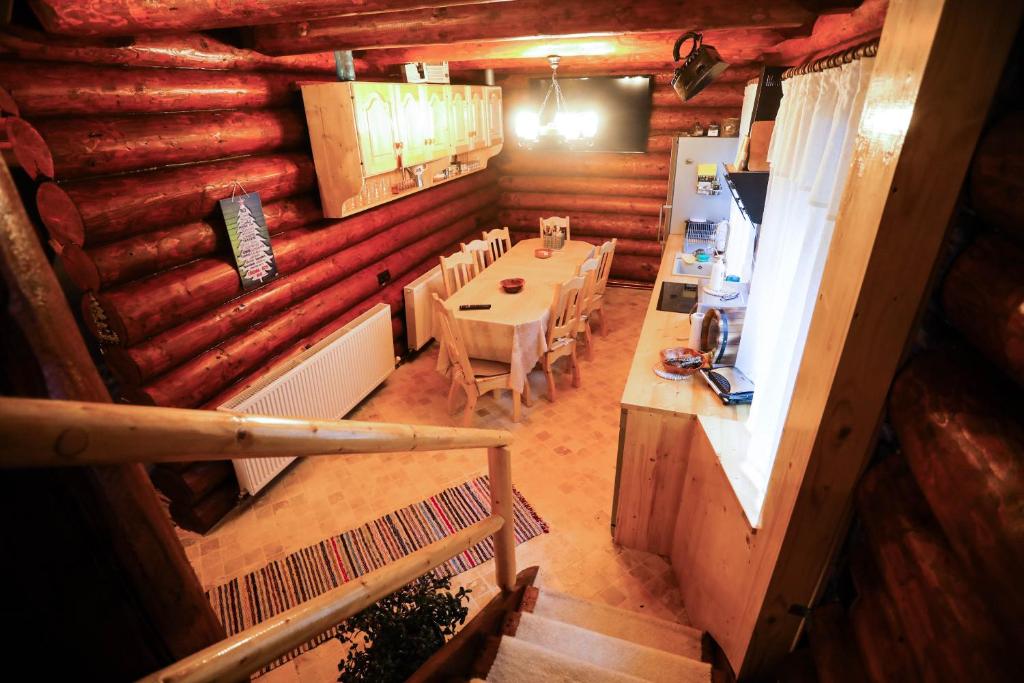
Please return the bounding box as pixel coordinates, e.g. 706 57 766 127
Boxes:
524 75 652 153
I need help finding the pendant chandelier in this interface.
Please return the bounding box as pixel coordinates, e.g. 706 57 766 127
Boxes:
514 55 598 149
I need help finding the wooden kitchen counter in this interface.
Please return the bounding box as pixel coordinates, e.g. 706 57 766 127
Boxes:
612 234 758 553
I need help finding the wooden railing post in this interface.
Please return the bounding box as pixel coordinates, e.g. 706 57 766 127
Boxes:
487 445 516 592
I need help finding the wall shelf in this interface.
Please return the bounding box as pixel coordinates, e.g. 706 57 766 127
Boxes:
722 163 769 226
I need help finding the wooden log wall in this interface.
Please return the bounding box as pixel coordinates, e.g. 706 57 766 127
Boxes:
805 104 1024 682
495 66 754 283
1 33 500 531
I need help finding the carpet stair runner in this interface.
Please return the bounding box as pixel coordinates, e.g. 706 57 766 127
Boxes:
475 587 713 682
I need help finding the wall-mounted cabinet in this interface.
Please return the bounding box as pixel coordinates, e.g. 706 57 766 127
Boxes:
302 81 502 218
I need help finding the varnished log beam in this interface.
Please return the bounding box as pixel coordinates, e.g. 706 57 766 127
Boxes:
0 27 338 72
500 191 662 216
99 186 497 379
357 28 791 69
499 151 670 179
134 214 484 407
856 456 1013 681
27 0 514 37
252 0 819 55
649 107 739 132
8 109 308 181
38 152 315 247
499 208 659 240
942 233 1024 387
498 175 667 198
0 396 512 467
970 111 1024 244
889 350 1024 631
61 195 322 291
0 62 326 118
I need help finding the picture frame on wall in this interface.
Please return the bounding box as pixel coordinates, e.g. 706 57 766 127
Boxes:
220 191 278 291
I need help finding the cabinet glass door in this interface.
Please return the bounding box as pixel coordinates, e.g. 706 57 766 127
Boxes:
485 87 503 146
394 84 431 167
424 85 453 159
467 86 484 150
351 82 399 176
449 86 471 153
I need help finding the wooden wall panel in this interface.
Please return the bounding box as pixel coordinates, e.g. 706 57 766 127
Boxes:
12 33 500 529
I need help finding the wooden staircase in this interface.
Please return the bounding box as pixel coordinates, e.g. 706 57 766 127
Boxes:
411 567 725 683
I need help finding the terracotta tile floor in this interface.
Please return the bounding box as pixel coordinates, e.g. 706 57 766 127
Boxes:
175 286 693 682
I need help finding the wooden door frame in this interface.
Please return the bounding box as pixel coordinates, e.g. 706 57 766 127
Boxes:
671 0 1024 679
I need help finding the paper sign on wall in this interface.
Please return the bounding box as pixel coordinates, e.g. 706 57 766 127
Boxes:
220 191 278 290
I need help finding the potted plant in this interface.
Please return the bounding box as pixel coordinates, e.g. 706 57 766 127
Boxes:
337 573 471 682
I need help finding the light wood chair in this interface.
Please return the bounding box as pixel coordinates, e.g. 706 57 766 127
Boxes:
481 227 512 262
541 275 585 402
539 215 570 242
432 293 530 425
460 239 493 272
589 239 617 336
576 257 600 359
439 251 480 298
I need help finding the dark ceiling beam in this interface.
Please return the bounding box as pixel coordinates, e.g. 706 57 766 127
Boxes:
251 0 822 55
26 0 514 37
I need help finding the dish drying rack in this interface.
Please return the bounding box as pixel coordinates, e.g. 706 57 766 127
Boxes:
684 220 718 254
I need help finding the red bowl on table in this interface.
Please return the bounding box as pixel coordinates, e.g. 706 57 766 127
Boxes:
501 277 525 294
534 248 552 259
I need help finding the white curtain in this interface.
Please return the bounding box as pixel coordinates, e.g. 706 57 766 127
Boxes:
734 57 875 490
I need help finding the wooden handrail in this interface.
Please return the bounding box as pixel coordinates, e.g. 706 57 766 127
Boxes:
0 397 513 468
1 396 519 681
137 515 505 683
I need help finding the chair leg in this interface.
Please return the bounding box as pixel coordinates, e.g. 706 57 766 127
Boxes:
462 391 478 427
583 321 594 360
597 308 608 337
512 389 521 422
522 379 533 407
543 357 557 402
571 347 581 388
447 379 460 414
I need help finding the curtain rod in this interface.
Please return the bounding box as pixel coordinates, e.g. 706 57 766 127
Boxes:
781 38 880 80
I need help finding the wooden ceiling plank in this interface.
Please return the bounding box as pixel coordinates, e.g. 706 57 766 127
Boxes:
251 0 820 55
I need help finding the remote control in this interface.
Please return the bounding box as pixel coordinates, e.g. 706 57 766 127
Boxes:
459 304 492 311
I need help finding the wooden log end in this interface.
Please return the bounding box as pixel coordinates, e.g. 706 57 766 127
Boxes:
103 345 143 387
59 242 101 291
36 181 84 246
0 85 18 117
5 117 54 180
80 291 123 345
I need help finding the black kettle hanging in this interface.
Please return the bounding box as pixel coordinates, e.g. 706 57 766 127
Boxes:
671 31 730 102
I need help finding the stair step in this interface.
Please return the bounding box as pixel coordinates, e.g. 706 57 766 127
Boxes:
532 588 704 659
485 635 649 683
515 611 712 683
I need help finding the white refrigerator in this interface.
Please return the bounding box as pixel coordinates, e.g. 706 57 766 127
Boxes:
659 136 740 242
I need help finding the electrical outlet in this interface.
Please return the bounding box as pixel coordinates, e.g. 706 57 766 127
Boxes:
377 269 391 286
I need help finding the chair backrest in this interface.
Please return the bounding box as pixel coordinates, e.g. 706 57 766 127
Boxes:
539 215 571 242
547 275 586 345
481 227 512 262
460 239 493 272
577 257 600 316
439 251 479 298
594 239 617 296
431 293 475 384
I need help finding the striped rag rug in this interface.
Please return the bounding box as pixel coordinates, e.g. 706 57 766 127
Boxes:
206 475 549 675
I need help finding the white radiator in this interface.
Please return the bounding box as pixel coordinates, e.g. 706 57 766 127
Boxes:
404 265 445 351
218 304 396 496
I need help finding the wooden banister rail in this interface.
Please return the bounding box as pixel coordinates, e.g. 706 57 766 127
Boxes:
137 515 504 683
0 397 512 468
0 396 519 680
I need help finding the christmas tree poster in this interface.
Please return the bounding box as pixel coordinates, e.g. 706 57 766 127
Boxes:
220 191 278 290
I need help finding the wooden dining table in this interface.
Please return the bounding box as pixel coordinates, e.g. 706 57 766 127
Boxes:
438 238 595 393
